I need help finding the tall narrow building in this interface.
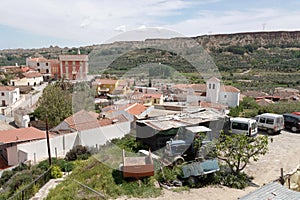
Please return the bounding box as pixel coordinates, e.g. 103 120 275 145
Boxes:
59 54 88 80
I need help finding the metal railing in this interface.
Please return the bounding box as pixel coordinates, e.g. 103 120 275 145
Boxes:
8 168 52 200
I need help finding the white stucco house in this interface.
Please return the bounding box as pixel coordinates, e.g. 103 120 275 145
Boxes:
0 86 20 107
10 71 43 86
26 57 52 81
206 77 240 107
186 77 240 107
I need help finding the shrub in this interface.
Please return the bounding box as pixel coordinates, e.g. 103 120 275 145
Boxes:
220 171 252 189
55 159 75 172
5 170 33 191
65 145 91 161
111 134 147 153
12 163 29 173
50 166 63 179
155 166 182 183
0 170 14 185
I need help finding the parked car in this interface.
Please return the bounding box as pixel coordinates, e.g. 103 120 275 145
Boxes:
229 117 258 137
283 113 300 132
254 113 284 134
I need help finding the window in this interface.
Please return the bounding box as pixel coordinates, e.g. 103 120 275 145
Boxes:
209 83 211 89
213 84 215 89
46 69 49 73
266 118 274 125
232 122 248 130
259 117 266 123
1 92 4 96
224 94 227 98
46 63 48 66
1 100 5 106
37 63 40 66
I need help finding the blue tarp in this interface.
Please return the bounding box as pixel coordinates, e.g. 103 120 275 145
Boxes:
181 159 219 178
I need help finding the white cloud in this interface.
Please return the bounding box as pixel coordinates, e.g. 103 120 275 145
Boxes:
114 25 126 32
0 0 300 48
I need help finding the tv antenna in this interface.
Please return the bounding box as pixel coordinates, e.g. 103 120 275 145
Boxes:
262 23 266 31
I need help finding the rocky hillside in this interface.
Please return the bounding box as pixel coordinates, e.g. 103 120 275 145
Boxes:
1 31 300 75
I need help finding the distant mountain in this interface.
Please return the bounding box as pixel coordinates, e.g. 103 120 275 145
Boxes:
1 31 300 75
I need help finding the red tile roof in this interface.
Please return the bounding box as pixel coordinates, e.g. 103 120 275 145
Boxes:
0 86 16 91
27 57 49 62
0 127 46 144
221 85 240 93
208 77 221 82
23 71 43 78
93 79 118 85
142 93 162 98
126 103 147 115
64 110 100 131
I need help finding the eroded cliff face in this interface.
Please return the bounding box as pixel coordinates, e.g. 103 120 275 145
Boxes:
194 31 300 50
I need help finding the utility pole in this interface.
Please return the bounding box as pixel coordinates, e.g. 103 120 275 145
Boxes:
45 114 52 166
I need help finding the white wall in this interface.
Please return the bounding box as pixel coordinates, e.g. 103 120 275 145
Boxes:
10 77 43 86
17 132 77 164
206 80 220 103
7 145 18 166
11 121 130 165
79 121 131 146
219 91 240 107
0 88 20 106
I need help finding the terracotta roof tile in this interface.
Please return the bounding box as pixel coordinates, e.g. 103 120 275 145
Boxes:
221 86 240 93
142 93 162 98
208 77 221 82
0 127 46 144
64 110 100 131
126 103 147 115
27 57 49 62
23 71 43 78
0 86 16 91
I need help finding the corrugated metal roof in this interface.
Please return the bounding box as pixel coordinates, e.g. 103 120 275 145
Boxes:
185 126 212 133
239 182 300 200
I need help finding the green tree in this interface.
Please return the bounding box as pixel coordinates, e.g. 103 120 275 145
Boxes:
240 97 258 109
215 134 269 175
34 84 72 128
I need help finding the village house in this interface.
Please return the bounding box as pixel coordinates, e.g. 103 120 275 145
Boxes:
50 109 129 134
0 127 46 166
10 71 43 87
59 54 88 80
171 77 240 108
26 57 52 81
92 78 119 96
0 65 29 74
102 103 148 128
130 91 164 106
0 86 20 107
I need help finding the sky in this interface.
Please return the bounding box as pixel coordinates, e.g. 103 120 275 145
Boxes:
0 0 300 49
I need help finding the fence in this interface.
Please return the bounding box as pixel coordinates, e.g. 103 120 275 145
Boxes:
8 168 51 200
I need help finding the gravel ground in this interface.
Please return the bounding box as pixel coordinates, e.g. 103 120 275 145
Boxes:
119 130 300 200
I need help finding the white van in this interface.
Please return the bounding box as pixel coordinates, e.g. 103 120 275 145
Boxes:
254 113 284 134
229 117 258 137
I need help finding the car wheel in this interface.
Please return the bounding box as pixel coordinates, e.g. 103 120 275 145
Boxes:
291 126 298 133
267 129 273 134
174 158 184 166
187 176 198 187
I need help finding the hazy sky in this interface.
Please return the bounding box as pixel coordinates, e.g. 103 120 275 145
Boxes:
0 0 299 49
